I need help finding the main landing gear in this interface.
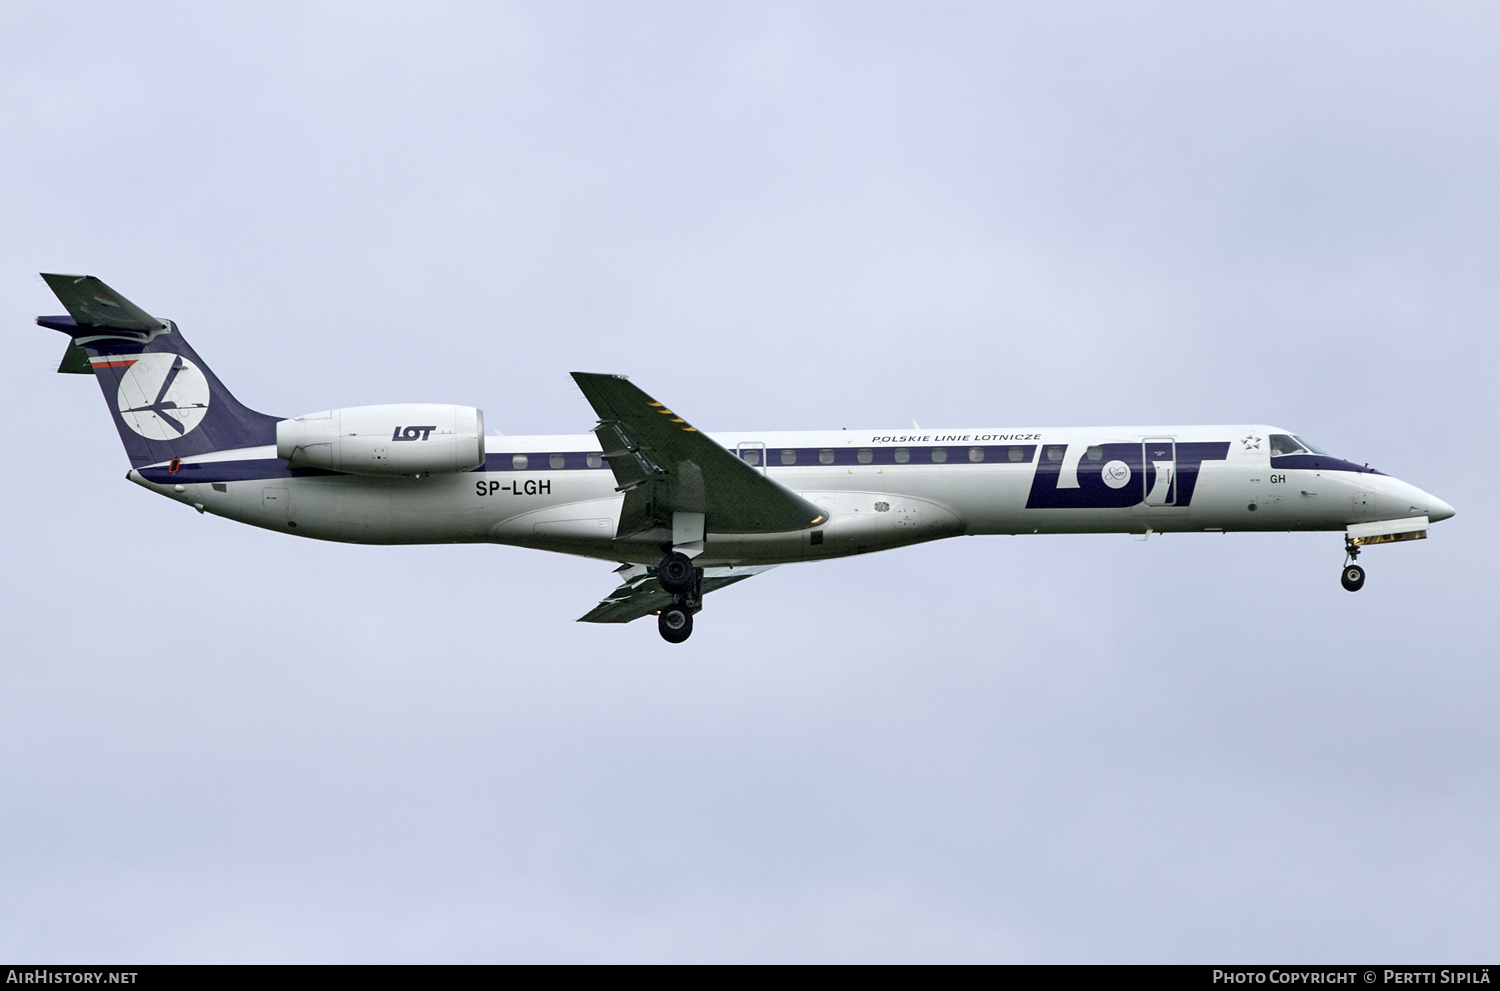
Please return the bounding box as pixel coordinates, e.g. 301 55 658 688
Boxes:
656 551 701 643
1341 536 1366 592
659 604 693 643
657 552 696 594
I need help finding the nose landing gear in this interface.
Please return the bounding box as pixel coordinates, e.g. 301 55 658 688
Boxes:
655 552 702 643
1341 536 1366 592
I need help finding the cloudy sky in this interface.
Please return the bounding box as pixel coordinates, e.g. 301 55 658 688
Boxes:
1 1 1496 962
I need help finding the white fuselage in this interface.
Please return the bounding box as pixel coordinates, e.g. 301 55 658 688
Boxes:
129 424 1451 566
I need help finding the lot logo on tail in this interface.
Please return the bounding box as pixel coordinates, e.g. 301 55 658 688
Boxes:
112 353 211 439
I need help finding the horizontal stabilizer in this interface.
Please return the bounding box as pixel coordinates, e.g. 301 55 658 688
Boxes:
579 564 773 624
40 273 162 332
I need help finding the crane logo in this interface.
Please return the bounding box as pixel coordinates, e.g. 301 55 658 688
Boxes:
114 352 211 440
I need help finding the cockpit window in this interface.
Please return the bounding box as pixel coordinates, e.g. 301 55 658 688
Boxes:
1294 435 1328 455
1269 434 1308 457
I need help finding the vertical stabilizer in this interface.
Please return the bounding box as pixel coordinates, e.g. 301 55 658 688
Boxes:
38 274 281 466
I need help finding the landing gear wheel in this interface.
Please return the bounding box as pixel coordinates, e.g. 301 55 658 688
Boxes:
658 552 696 594
658 605 693 643
1341 564 1366 592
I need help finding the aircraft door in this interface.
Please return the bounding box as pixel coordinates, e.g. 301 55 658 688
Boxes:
1142 438 1176 507
737 441 766 476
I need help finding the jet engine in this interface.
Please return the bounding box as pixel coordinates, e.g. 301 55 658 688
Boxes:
276 404 485 476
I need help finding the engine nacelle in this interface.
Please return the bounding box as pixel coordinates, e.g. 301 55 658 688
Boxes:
276 404 485 476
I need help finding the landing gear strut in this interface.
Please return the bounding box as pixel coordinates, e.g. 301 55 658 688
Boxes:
1341 536 1366 592
656 552 702 643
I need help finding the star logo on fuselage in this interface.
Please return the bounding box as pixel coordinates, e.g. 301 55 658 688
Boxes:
1241 434 1262 451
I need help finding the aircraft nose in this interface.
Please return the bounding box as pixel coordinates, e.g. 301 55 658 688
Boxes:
1428 494 1456 523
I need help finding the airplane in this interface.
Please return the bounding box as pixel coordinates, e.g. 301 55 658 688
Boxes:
36 273 1455 643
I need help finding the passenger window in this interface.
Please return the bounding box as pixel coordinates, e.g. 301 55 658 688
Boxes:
932 448 948 463
781 449 796 465
894 448 910 463
1046 446 1064 462
550 453 565 469
857 449 873 464
587 453 602 469
743 449 760 465
1086 446 1103 461
969 447 984 462
1008 447 1024 462
819 450 834 465
512 454 528 470
1269 434 1308 457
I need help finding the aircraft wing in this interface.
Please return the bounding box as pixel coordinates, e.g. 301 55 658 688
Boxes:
571 372 826 541
579 564 774 624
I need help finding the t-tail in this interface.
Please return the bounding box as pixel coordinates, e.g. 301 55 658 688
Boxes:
37 274 280 467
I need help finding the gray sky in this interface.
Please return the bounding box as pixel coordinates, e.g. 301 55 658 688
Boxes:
1 1 1496 962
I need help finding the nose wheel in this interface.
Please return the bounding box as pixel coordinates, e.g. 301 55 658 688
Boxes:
1341 535 1366 592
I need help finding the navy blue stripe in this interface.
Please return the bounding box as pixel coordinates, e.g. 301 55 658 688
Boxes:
484 452 608 471
483 445 1041 470
145 453 611 483
739 445 1039 467
139 459 338 484
143 443 1076 484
